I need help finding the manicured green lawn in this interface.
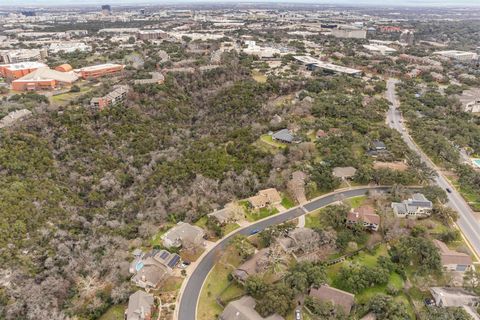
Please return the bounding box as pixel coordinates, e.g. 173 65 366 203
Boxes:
223 223 240 235
194 216 208 229
281 195 296 209
304 210 323 229
259 134 287 149
198 246 243 320
344 195 367 209
245 207 279 222
99 305 125 320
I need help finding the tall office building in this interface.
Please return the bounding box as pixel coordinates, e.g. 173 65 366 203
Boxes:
101 5 111 16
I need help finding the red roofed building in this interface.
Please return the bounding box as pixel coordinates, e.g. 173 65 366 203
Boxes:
76 63 125 79
379 26 402 33
0 61 47 81
346 205 380 231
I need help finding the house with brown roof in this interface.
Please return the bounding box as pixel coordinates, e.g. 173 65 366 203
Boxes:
232 248 270 283
332 167 357 179
220 296 284 320
346 205 380 231
433 239 473 272
309 285 355 315
248 188 282 210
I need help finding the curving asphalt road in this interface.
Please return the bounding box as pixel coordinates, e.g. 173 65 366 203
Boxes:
386 79 480 258
177 186 393 320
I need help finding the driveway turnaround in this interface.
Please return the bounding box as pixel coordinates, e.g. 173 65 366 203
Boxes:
177 186 392 320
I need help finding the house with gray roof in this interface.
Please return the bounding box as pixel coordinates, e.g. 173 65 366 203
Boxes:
391 193 432 219
430 287 480 320
232 248 270 283
272 129 295 143
433 239 473 272
125 290 154 320
219 296 284 320
130 249 180 289
162 222 205 249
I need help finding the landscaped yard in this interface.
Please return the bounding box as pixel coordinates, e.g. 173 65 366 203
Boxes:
259 134 287 149
281 194 296 209
245 206 279 222
344 195 367 209
305 209 322 229
197 246 244 320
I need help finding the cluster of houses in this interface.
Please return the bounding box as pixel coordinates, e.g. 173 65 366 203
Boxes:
125 222 206 320
219 190 475 319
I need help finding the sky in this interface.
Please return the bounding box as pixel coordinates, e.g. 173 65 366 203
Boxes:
3 0 480 6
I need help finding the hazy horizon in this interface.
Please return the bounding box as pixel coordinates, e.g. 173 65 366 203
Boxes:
3 0 480 7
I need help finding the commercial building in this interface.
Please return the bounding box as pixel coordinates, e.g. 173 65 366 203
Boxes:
137 30 167 40
90 85 129 109
293 55 362 76
331 27 366 39
12 67 78 91
76 63 125 79
363 44 396 55
0 61 48 81
433 50 477 62
48 42 92 54
0 49 47 64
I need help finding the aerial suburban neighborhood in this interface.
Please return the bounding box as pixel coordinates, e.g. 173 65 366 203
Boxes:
0 2 480 320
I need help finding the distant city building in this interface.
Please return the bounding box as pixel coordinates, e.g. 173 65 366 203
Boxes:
0 61 47 81
399 30 415 45
378 26 402 33
433 50 478 62
48 42 92 54
137 30 167 40
0 49 48 64
12 67 78 91
90 85 129 110
331 27 366 39
363 44 396 55
76 63 125 79
98 28 140 35
101 4 111 15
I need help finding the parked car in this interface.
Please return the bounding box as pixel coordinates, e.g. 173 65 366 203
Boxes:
446 188 452 193
249 228 260 235
295 309 302 320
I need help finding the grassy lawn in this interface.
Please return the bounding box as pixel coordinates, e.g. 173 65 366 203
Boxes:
51 87 91 105
158 276 183 293
223 223 240 235
198 246 243 320
305 210 323 229
195 216 208 229
252 70 267 83
99 305 125 320
344 195 367 209
218 283 245 304
281 195 296 209
245 207 279 222
259 134 286 149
